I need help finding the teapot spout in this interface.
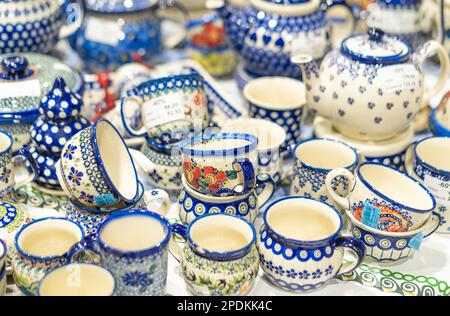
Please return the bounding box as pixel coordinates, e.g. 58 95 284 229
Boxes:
291 54 319 83
207 0 251 53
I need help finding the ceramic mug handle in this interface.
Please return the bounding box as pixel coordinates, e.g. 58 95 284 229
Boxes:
120 95 147 137
143 189 171 217
156 0 189 49
325 168 356 211
12 147 38 190
422 212 442 238
168 223 188 262
404 141 418 176
58 0 85 39
129 149 158 177
255 173 275 208
67 234 102 264
324 0 356 46
334 236 366 277
414 40 450 106
232 158 256 196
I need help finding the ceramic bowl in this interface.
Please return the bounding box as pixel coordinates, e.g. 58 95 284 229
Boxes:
346 208 441 264
57 118 139 209
429 107 450 137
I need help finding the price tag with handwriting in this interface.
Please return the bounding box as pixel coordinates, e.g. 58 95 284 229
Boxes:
142 92 186 128
375 65 420 93
424 174 450 205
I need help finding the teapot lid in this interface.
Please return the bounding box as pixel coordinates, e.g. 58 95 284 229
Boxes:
0 53 83 118
260 0 311 3
85 0 157 13
340 28 411 65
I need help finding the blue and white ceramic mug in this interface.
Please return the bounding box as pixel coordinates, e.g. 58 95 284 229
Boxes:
222 118 287 185
405 136 450 233
244 77 306 149
178 173 274 224
291 138 359 212
38 262 115 296
0 130 37 200
179 133 259 197
326 162 436 233
57 119 140 209
170 213 260 296
257 196 365 293
12 217 85 296
68 210 171 296
120 74 209 145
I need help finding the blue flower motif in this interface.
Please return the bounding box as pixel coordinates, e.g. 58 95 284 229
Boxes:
150 190 159 196
149 170 162 183
298 270 310 280
325 265 333 276
63 144 77 160
0 167 11 183
312 269 323 279
68 167 83 186
79 191 94 204
285 269 298 279
122 271 153 287
169 172 181 186
274 265 285 276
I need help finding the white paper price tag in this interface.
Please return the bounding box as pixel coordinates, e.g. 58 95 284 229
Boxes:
0 79 41 99
374 65 420 93
142 92 186 128
424 174 450 205
291 31 327 59
85 17 121 46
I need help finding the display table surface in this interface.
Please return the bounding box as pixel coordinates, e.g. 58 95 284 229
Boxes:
5 56 450 297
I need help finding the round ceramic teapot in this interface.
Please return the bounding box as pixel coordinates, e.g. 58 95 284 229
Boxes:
69 0 188 72
212 0 356 77
293 28 450 141
0 0 84 54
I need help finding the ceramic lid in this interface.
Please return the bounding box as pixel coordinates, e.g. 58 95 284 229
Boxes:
260 0 310 4
377 0 420 6
340 28 411 65
0 54 83 118
0 201 23 232
85 0 157 13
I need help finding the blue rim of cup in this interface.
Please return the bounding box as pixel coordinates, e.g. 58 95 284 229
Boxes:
263 196 343 248
37 262 116 296
178 133 258 157
92 118 139 204
186 213 256 262
0 238 6 264
67 181 145 214
96 210 171 258
429 107 450 137
413 136 450 176
291 138 358 173
134 73 204 95
0 130 13 155
357 161 436 214
15 217 85 261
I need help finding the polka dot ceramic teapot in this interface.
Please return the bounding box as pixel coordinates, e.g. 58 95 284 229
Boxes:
292 28 450 141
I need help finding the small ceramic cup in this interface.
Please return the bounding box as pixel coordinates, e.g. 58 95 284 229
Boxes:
405 136 450 233
170 213 260 296
257 196 365 293
38 263 116 296
347 208 441 264
291 138 359 212
12 217 85 296
120 73 209 145
221 118 287 185
326 162 436 233
179 133 258 197
0 130 37 200
68 210 171 296
178 173 274 224
244 77 306 149
131 141 183 192
0 201 32 257
57 118 140 210
65 182 171 235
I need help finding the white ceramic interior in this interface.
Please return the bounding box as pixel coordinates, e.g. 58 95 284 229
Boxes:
99 214 167 252
266 198 341 241
221 118 287 151
189 214 254 252
96 120 138 200
17 219 83 257
243 77 306 110
416 137 450 171
359 164 435 211
295 139 356 169
0 132 11 153
185 137 252 151
39 263 115 296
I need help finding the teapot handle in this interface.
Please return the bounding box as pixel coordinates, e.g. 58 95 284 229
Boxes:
154 0 189 49
58 0 85 39
414 40 450 106
324 0 357 47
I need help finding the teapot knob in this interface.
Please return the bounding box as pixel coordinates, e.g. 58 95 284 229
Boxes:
368 28 384 43
1 56 29 80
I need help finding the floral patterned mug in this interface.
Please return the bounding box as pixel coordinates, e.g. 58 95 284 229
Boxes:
179 133 258 197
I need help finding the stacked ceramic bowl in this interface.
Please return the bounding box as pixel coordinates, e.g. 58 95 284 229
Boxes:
58 119 171 234
176 133 275 224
